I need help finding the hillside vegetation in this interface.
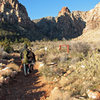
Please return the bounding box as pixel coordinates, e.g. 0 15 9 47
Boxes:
29 40 100 99
0 39 100 99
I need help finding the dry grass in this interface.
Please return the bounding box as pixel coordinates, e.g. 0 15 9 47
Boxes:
31 40 100 99
10 39 100 99
61 50 100 97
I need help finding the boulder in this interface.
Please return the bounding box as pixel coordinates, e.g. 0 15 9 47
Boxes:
48 87 73 100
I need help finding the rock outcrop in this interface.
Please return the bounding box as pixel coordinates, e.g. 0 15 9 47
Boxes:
0 0 35 28
33 7 86 40
58 7 71 17
0 0 37 40
33 2 100 40
33 16 57 40
56 7 86 39
0 0 100 40
72 2 100 33
84 2 100 32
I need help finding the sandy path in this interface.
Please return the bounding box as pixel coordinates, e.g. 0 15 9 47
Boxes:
1 54 53 100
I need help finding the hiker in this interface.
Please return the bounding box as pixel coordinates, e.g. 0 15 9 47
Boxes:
20 44 36 76
28 47 36 71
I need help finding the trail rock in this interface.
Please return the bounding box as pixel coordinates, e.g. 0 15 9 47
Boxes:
48 87 73 100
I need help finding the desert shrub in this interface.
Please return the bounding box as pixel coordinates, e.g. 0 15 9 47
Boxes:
1 51 9 59
0 46 9 59
70 57 80 65
69 42 91 65
33 41 100 99
19 38 31 47
71 42 90 56
53 38 58 42
42 38 49 42
45 52 60 63
0 38 14 53
64 50 100 96
14 38 19 43
39 64 66 81
38 50 70 80
37 42 73 80
3 44 13 53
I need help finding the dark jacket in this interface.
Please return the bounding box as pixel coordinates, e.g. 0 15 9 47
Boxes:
20 48 36 64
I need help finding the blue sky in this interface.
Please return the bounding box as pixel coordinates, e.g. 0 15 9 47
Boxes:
18 0 100 20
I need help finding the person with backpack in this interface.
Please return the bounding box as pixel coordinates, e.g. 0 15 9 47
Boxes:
20 44 36 76
27 48 36 72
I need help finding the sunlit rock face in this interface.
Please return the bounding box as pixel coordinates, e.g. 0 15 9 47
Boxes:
72 2 100 32
83 2 100 32
0 0 35 28
58 7 71 17
0 0 38 40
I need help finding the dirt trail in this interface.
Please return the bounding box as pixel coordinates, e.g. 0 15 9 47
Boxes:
1 54 54 100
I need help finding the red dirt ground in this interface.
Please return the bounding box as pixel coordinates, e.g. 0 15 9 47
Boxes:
1 53 54 100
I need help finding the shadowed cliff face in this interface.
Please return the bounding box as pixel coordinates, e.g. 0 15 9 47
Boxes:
56 13 86 39
33 3 100 40
33 7 86 40
33 17 58 40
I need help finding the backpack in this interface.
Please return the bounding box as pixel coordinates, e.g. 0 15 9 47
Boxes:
22 49 29 64
27 50 36 63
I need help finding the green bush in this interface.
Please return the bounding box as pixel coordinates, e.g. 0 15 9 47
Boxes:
4 44 13 53
19 38 31 47
0 38 13 53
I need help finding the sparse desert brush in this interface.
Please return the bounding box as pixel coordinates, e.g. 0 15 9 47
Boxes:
0 39 14 53
35 41 75 80
6 63 20 72
35 49 45 61
44 46 67 63
0 46 9 59
0 63 20 79
4 44 14 53
63 50 100 96
70 41 91 56
1 51 9 59
45 52 59 64
39 61 67 81
31 41 100 98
